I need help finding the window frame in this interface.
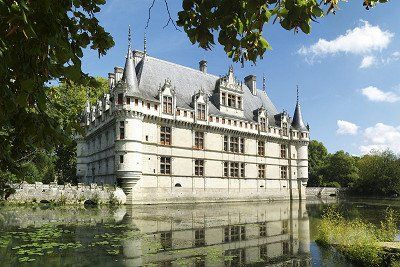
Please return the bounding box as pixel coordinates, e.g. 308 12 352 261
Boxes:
160 126 172 146
160 157 171 175
258 164 266 179
162 96 173 114
197 103 206 120
195 131 204 150
194 159 204 176
280 166 288 179
258 140 265 156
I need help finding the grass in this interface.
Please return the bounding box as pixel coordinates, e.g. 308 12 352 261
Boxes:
316 207 399 266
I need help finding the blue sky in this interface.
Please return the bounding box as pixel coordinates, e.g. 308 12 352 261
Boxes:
82 0 400 155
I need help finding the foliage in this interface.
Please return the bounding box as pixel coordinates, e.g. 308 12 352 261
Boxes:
0 77 107 190
353 150 400 196
308 140 328 187
316 207 399 266
0 0 114 179
308 140 400 197
177 0 389 64
323 151 359 187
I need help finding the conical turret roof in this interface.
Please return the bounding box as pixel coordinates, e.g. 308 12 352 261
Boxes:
122 26 139 95
291 87 307 131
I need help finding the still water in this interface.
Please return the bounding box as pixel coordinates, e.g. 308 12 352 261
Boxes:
0 199 399 266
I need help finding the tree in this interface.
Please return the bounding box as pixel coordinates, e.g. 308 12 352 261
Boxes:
353 150 400 196
308 140 328 187
177 0 389 64
0 1 114 175
323 151 359 187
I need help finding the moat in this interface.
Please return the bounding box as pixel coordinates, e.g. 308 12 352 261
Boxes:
0 199 399 266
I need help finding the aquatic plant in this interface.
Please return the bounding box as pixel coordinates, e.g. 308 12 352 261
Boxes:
316 207 399 266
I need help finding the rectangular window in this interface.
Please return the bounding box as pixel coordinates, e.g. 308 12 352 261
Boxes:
230 162 239 177
135 98 139 106
223 162 229 177
160 157 171 174
258 141 265 156
209 116 213 122
119 121 125 139
147 103 150 109
160 231 172 250
282 122 288 136
221 92 226 106
240 163 245 178
260 117 267 131
258 164 266 179
280 166 288 179
281 144 287 159
195 159 204 176
160 126 171 145
228 94 235 108
230 136 239 153
282 220 289 234
163 96 173 114
126 97 130 105
224 226 246 243
240 138 245 153
119 155 124 164
197 103 206 120
237 97 242 109
154 104 158 110
195 132 204 149
194 229 205 247
223 136 228 152
184 110 187 117
259 222 267 237
117 93 123 105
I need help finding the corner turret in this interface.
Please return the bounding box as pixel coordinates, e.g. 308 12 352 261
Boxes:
121 25 140 95
291 86 307 131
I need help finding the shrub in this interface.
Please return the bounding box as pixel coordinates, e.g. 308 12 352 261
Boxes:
316 207 399 266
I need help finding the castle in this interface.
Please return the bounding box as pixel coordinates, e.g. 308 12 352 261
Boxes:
76 30 310 204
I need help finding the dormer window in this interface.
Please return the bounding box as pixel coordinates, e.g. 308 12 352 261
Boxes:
163 96 173 114
260 117 267 131
221 92 226 105
282 122 288 136
237 97 242 109
117 93 123 105
197 103 206 120
228 94 235 107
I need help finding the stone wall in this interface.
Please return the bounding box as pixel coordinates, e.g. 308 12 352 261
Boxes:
306 187 347 199
6 182 126 205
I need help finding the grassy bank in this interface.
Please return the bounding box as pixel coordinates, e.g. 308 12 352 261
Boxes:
316 207 399 266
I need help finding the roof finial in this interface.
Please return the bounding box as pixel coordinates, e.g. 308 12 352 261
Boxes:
144 31 147 55
128 25 132 50
262 74 266 92
296 85 299 103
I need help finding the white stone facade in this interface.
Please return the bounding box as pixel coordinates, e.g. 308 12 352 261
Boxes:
77 39 310 204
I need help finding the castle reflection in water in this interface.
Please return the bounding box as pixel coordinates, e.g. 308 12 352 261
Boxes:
122 201 311 267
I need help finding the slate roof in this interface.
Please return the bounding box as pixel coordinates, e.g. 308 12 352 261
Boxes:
131 51 282 125
291 102 307 131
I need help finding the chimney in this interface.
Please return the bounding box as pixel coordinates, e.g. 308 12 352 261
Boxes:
199 60 207 73
108 72 115 90
244 75 257 95
114 67 124 83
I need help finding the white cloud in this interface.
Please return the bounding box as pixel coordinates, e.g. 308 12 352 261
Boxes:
298 21 393 61
359 123 400 154
336 120 359 135
361 86 400 103
359 55 376 68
